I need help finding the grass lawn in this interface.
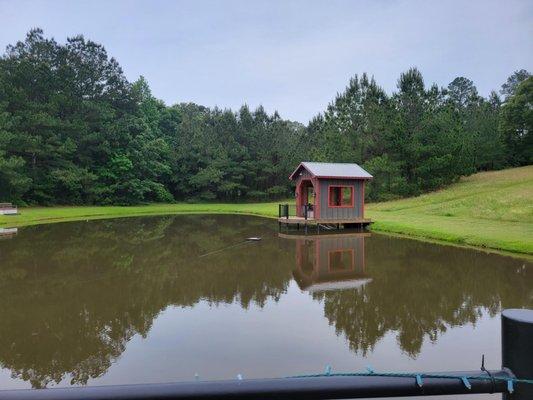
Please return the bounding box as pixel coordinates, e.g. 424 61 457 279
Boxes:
0 202 282 227
1 165 532 256
367 165 533 255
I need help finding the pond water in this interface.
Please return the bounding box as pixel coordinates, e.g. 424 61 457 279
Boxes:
0 215 531 399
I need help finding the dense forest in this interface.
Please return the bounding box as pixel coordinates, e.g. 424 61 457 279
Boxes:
0 29 531 205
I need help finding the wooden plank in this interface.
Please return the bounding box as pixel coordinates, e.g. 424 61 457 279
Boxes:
278 217 371 225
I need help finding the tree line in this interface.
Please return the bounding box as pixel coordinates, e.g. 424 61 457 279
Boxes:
0 29 531 204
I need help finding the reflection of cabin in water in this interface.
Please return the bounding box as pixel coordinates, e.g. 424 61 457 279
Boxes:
281 232 371 293
279 162 372 231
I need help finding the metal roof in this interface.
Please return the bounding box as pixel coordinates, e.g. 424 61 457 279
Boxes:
289 162 373 180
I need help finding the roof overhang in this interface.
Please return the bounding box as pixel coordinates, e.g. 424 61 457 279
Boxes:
289 162 373 180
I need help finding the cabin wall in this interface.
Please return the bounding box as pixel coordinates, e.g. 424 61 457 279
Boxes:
318 179 364 220
316 236 365 278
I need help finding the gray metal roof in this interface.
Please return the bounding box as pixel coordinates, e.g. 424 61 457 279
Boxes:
290 162 373 180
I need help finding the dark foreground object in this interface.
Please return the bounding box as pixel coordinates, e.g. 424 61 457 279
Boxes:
1 308 531 400
0 370 514 400
502 308 533 399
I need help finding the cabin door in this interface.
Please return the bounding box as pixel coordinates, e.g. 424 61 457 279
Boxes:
298 180 315 218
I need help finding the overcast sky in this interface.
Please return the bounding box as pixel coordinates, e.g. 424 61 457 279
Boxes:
1 0 532 122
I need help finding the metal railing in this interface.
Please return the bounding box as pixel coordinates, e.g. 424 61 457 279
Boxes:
0 311 530 400
0 370 517 400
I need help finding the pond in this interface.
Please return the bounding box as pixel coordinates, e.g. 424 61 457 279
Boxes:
0 214 531 399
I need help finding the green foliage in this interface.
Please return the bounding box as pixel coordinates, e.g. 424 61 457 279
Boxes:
0 30 304 205
500 69 530 100
500 77 533 165
0 30 530 205
309 67 527 201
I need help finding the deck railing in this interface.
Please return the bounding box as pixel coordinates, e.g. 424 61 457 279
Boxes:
278 203 312 220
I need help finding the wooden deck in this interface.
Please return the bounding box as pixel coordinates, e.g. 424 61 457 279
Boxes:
278 216 371 225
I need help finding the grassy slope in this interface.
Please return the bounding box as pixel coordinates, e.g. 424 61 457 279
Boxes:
1 166 531 255
367 165 533 255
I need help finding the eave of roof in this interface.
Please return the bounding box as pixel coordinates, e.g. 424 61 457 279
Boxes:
289 162 373 180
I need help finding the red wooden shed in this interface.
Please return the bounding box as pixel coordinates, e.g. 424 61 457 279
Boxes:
279 162 372 230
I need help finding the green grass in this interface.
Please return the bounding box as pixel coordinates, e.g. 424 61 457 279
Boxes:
0 202 282 227
1 165 532 256
367 165 533 255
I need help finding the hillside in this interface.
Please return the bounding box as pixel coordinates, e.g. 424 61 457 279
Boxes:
367 165 533 255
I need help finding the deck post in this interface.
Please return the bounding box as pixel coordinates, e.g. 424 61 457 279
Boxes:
502 309 533 399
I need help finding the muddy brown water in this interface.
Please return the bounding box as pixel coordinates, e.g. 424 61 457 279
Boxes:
0 215 531 399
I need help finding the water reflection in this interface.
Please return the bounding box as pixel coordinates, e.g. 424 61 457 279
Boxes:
0 215 531 389
313 235 532 357
284 232 371 292
0 216 292 388
0 227 17 239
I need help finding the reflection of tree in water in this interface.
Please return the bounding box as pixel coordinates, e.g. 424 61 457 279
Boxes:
0 215 292 388
313 235 533 357
1 219 531 388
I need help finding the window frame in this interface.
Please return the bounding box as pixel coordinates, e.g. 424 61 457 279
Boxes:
327 249 355 272
327 185 355 208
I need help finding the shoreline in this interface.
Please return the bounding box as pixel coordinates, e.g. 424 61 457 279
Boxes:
1 203 531 261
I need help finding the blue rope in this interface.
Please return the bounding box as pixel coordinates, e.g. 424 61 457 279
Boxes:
461 376 471 390
286 368 533 394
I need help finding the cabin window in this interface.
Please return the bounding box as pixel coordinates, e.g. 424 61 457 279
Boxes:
328 249 354 272
328 185 354 207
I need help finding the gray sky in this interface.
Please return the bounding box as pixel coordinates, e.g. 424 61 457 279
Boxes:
1 0 532 122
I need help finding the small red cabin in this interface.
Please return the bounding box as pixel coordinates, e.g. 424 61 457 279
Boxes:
288 162 372 224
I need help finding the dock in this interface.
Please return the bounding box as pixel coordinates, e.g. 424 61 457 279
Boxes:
278 216 371 226
278 205 371 233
